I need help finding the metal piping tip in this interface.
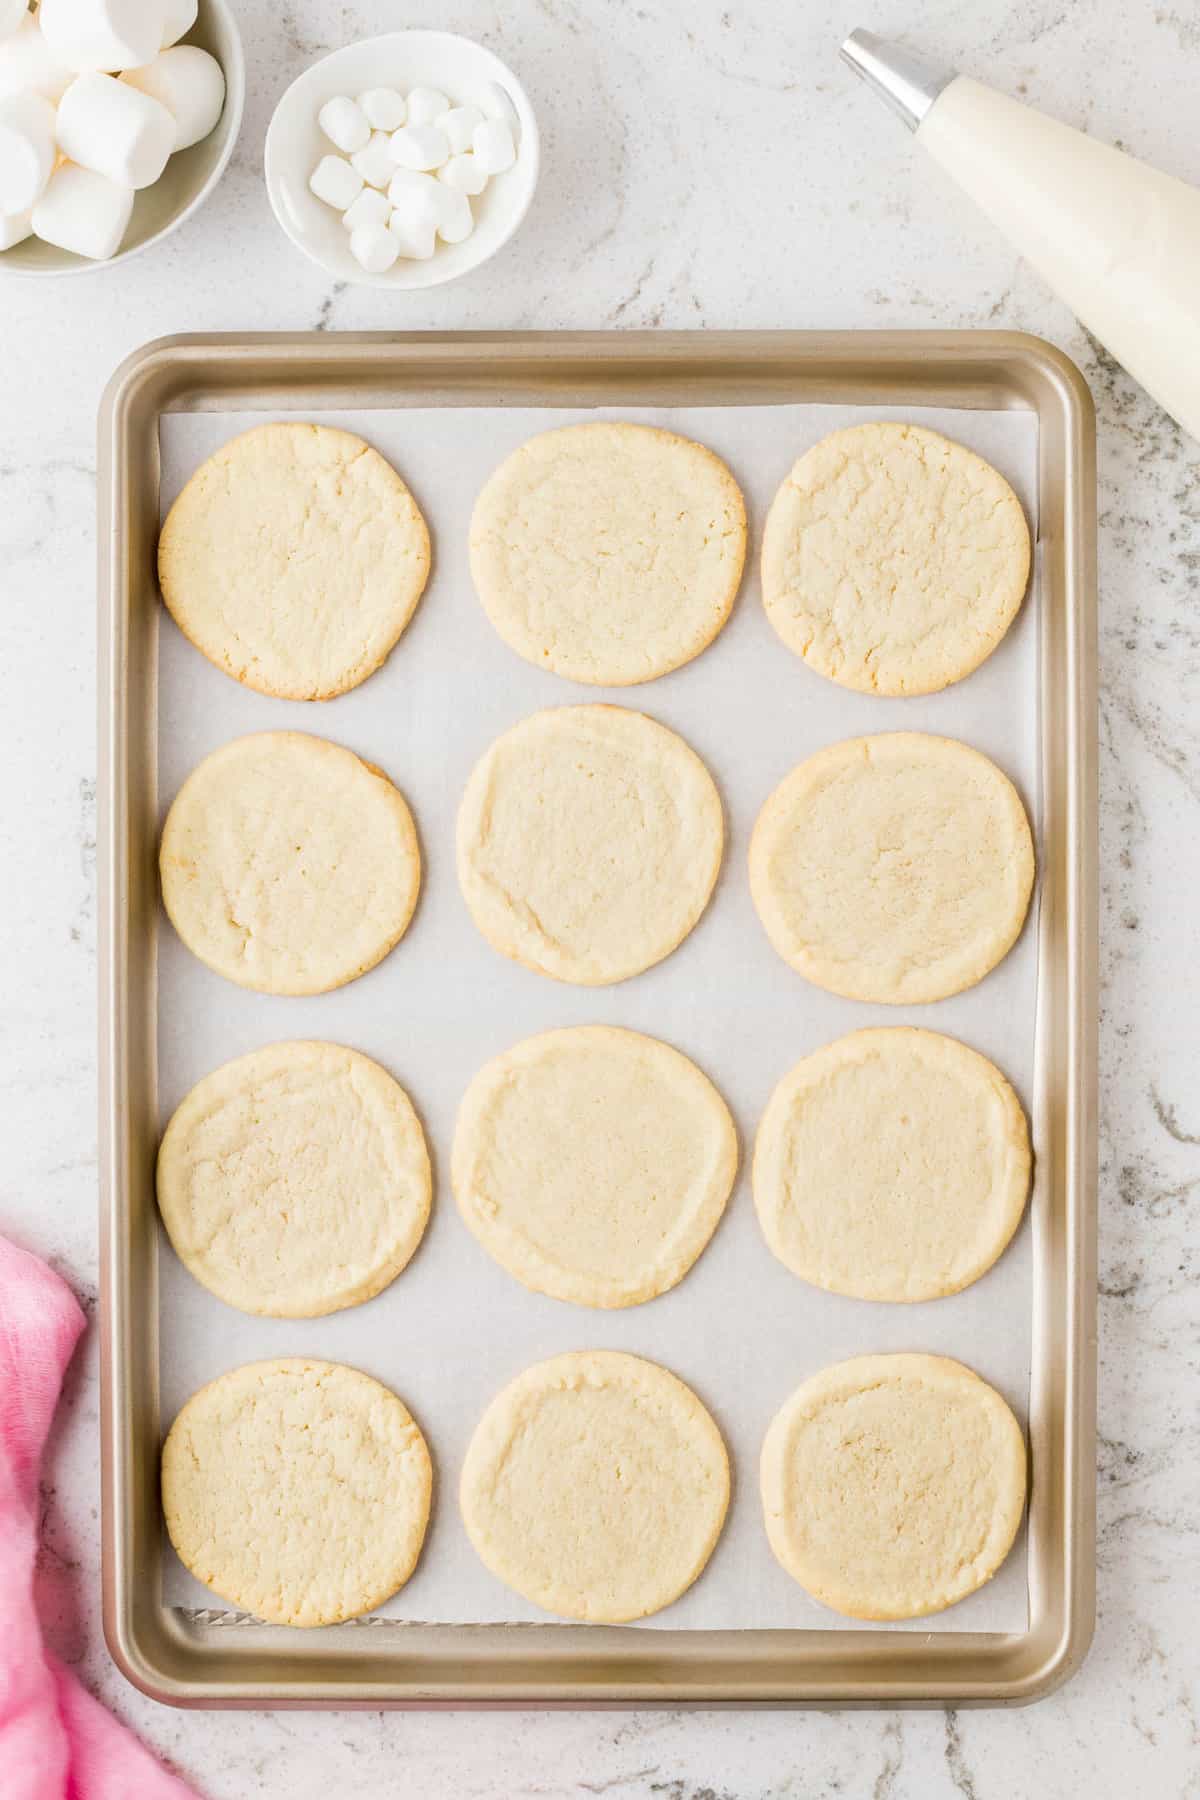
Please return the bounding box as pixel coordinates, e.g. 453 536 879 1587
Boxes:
840 28 957 132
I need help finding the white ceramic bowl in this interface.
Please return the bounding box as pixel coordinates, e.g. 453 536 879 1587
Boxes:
264 30 539 291
0 0 244 278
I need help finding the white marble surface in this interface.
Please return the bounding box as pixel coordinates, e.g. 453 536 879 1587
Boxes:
1 1 1197 1795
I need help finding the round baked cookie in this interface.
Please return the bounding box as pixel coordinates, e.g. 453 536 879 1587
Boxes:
760 1353 1026 1619
158 1042 432 1318
457 705 723 985
469 421 747 685
761 422 1031 696
160 732 421 996
461 1351 729 1622
753 1029 1030 1302
749 732 1034 1004
158 422 431 700
162 1358 432 1627
453 1027 737 1308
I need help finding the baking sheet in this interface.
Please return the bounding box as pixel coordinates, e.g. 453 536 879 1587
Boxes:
156 399 1040 1634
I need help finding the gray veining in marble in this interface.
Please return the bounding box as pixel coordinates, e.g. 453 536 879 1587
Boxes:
2 1 1198 1795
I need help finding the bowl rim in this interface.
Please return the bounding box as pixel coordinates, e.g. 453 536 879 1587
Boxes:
262 27 540 293
0 0 246 280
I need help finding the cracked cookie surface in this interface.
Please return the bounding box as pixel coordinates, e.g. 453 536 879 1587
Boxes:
158 1041 431 1317
761 1353 1026 1619
162 1358 432 1627
456 704 723 985
452 1026 736 1307
158 422 430 700
761 422 1030 696
160 731 420 995
749 731 1034 1004
461 1351 730 1621
469 420 746 685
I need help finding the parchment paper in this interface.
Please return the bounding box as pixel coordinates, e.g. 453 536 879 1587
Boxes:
157 398 1040 1633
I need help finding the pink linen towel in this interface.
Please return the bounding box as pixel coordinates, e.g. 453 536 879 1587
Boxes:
0 1234 199 1800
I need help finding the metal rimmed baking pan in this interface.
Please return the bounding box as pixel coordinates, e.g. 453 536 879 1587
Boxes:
99 330 1096 1707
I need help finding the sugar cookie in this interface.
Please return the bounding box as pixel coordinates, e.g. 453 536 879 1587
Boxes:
160 732 420 995
470 421 746 684
162 1358 432 1627
158 1041 431 1317
761 1353 1026 1619
761 422 1030 696
461 1351 729 1621
453 1026 736 1307
749 732 1034 1003
457 705 723 985
753 1028 1030 1301
158 422 430 699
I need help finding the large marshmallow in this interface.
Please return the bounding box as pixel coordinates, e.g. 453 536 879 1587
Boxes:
349 220 398 273
358 86 405 130
481 79 520 134
387 167 441 232
0 1 27 44
309 153 361 210
38 0 166 74
318 93 368 154
121 46 224 151
405 86 449 126
0 13 73 102
350 128 393 189
389 123 448 172
439 152 487 197
437 103 484 156
159 0 197 49
432 184 473 244
341 185 389 232
57 71 174 188
472 118 515 174
0 204 31 248
388 211 434 260
31 159 133 258
0 91 56 214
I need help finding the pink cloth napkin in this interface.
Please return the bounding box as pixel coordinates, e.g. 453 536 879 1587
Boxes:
0 1234 199 1800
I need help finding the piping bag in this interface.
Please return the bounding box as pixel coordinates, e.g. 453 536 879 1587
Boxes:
842 29 1200 440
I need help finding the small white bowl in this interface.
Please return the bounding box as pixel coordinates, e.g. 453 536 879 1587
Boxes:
0 0 244 278
264 30 539 291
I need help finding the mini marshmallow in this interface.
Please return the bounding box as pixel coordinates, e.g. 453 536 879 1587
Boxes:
388 123 449 172
439 151 487 196
38 0 166 73
318 93 369 154
437 103 484 156
349 219 398 273
358 86 405 130
388 211 435 260
56 71 174 189
309 152 361 210
350 128 394 189
472 118 515 174
405 85 449 126
341 185 389 231
0 13 73 102
0 1 27 44
31 159 133 258
122 46 223 151
432 184 473 244
159 0 197 48
0 92 56 215
0 205 31 248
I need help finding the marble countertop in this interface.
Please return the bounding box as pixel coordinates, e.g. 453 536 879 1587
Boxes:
3 2 1198 1795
